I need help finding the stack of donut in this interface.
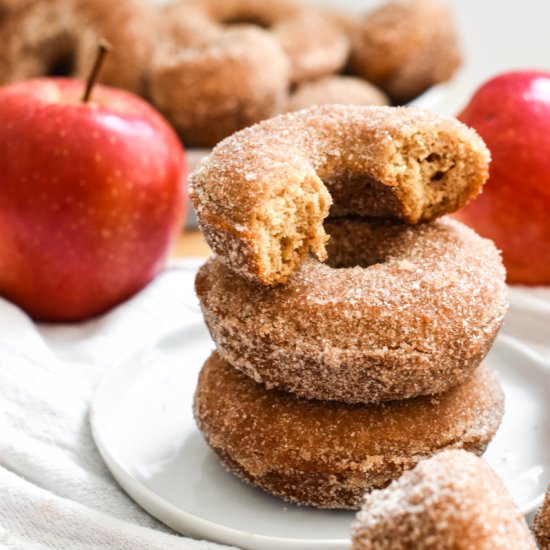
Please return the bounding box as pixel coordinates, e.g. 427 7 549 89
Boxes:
191 104 508 510
0 0 462 149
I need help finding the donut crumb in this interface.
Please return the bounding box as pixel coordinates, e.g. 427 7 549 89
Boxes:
254 173 331 282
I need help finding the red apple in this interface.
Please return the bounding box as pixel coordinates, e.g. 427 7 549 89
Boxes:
455 71 550 285
0 78 187 321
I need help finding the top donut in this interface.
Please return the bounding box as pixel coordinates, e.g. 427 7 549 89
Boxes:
190 105 490 285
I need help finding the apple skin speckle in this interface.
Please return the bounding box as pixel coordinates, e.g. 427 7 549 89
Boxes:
0 77 187 321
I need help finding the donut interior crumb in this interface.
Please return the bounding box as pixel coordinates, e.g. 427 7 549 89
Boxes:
389 134 465 221
253 132 475 283
254 173 330 282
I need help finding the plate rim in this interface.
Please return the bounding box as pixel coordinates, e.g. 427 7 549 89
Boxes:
90 326 549 548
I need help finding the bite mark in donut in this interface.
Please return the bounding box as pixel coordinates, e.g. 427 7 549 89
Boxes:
191 105 490 285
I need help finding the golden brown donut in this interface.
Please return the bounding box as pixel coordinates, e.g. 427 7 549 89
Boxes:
348 0 461 103
190 105 490 286
194 354 504 510
149 26 289 148
0 0 154 95
534 485 550 549
158 0 349 85
196 217 507 404
351 450 536 549
285 76 389 113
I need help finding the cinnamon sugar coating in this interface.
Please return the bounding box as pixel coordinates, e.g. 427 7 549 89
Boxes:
351 450 536 549
190 105 490 285
348 0 461 103
194 355 504 509
285 76 389 113
534 485 550 549
0 0 154 95
196 217 507 404
156 0 349 85
149 26 289 148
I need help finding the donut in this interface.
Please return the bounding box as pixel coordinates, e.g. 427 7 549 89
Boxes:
194 354 504 509
190 105 490 285
149 26 289 147
285 76 389 113
534 485 550 549
158 0 349 85
351 450 536 549
196 217 507 404
348 0 461 103
0 0 153 95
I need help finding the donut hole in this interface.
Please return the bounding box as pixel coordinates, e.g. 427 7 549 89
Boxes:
220 14 272 29
324 219 404 269
47 52 75 77
43 36 77 77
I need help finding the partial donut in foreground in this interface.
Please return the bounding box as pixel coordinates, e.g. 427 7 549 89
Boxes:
534 485 550 549
194 354 504 509
285 76 389 113
190 105 490 285
196 217 507 404
0 0 153 95
351 450 536 550
348 0 461 103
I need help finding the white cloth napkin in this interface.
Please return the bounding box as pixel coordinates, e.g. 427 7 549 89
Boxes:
1 258 549 550
0 259 233 550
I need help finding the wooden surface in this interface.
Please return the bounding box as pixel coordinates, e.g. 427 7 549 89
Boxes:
171 229 211 258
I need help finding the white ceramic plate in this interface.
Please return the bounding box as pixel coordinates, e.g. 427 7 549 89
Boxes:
91 326 550 550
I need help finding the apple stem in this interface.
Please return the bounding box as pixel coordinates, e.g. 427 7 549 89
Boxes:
82 39 112 103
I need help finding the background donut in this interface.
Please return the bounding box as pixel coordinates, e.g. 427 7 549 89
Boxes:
149 26 289 147
0 0 154 95
285 76 389 113
196 217 507 404
348 0 461 103
194 354 504 509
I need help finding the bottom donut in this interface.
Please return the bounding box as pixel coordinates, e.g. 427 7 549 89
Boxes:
193 352 504 509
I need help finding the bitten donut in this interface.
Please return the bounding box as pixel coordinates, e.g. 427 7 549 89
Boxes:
158 0 349 85
351 450 536 549
195 354 504 509
0 0 153 95
534 485 550 549
190 105 490 285
348 0 461 103
196 217 507 404
285 76 389 113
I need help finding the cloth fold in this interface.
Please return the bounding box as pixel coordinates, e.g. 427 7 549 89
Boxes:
0 259 232 550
